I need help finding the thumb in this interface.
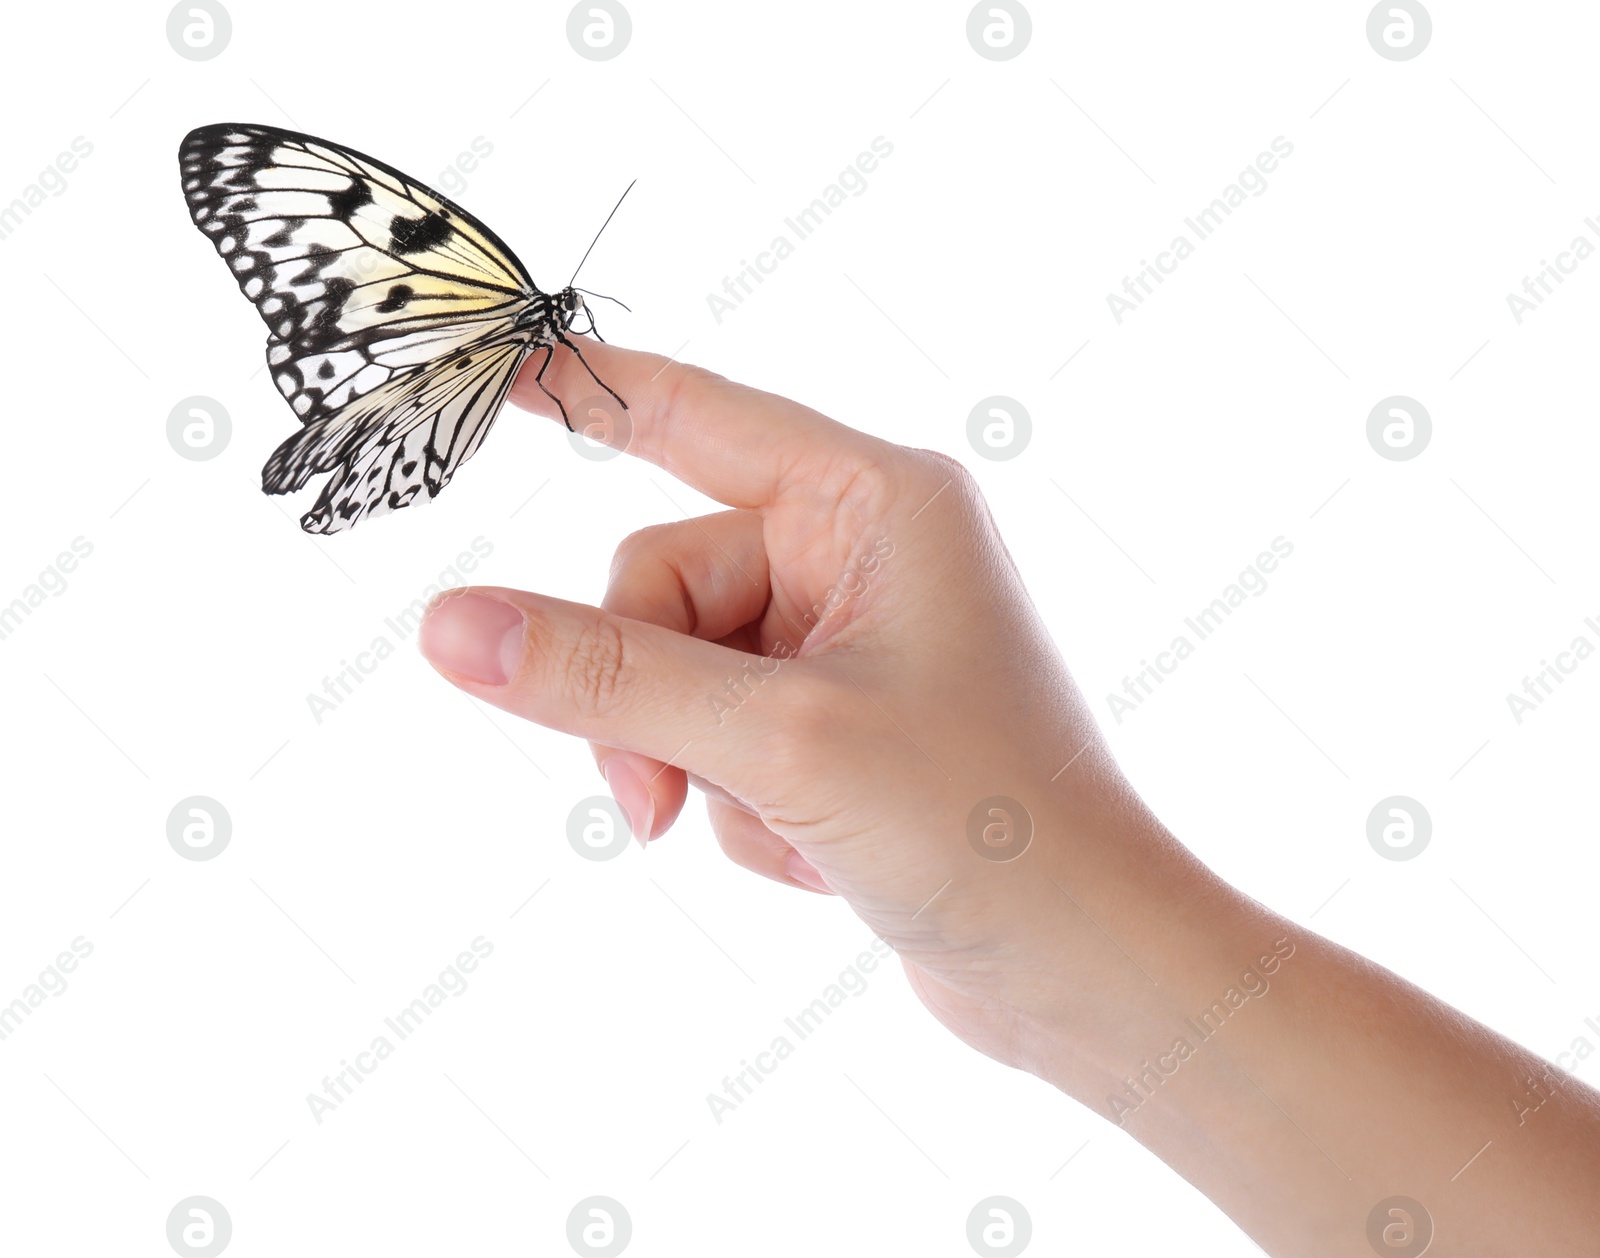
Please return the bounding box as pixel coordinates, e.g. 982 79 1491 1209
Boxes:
418 585 790 791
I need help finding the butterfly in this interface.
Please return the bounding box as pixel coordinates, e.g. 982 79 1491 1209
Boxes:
178 122 630 533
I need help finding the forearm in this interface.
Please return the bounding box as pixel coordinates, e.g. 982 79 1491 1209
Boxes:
1022 806 1600 1255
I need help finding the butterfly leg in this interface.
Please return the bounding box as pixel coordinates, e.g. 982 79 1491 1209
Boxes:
556 333 629 415
530 344 574 431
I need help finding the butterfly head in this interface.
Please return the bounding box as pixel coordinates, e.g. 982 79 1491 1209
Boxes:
555 286 589 335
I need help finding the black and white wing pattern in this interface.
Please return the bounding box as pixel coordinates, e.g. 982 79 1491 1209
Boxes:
179 123 559 533
265 339 528 533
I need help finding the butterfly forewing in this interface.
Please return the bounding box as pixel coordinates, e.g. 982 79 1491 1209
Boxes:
180 124 534 425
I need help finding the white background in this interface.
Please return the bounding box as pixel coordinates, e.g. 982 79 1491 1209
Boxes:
2 1 1597 1254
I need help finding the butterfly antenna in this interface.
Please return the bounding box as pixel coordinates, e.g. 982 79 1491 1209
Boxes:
574 287 632 313
568 179 636 287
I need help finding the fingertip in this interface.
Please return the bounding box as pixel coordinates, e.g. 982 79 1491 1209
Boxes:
599 748 686 844
784 850 834 894
602 756 655 848
418 588 524 687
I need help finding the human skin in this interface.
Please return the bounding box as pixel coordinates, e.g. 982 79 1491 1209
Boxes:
417 338 1600 1255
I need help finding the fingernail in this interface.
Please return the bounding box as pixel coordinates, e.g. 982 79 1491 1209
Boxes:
784 851 832 894
419 593 525 685
604 758 655 848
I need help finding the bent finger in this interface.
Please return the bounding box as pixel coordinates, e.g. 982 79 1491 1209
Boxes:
706 798 833 895
601 510 770 639
587 511 771 843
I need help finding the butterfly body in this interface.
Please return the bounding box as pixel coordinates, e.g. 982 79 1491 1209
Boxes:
179 123 625 533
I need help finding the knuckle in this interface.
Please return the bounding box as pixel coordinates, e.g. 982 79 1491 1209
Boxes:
559 615 629 714
610 523 669 574
805 451 897 528
906 446 979 497
900 447 989 529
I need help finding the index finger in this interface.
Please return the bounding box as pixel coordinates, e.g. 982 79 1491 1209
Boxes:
508 336 885 509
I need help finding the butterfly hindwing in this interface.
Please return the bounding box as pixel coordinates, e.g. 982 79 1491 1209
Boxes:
263 338 529 534
179 123 535 429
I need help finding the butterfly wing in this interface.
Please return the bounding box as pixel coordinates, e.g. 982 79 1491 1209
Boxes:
179 122 550 532
180 123 536 426
264 337 529 534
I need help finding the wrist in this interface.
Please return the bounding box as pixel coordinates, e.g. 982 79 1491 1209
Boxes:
999 792 1275 1112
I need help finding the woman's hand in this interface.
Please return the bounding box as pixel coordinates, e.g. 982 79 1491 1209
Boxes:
418 339 1600 1256
417 337 1195 1077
